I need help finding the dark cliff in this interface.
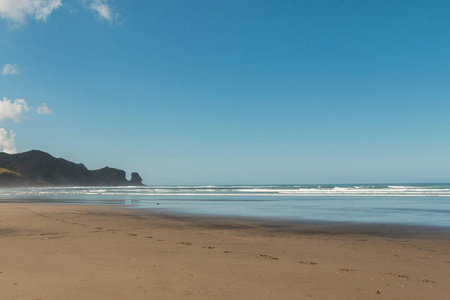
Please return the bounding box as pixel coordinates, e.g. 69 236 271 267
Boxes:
91 167 129 186
0 150 144 187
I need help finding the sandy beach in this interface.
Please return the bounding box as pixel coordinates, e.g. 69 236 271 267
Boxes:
1 204 449 300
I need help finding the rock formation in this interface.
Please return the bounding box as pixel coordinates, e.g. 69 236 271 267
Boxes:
91 167 129 186
130 172 143 186
0 150 144 187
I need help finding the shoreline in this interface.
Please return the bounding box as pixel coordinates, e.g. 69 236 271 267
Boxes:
115 205 450 239
2 198 450 232
2 183 450 229
1 203 449 299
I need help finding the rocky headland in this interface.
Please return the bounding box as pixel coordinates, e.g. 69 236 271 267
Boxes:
0 150 144 187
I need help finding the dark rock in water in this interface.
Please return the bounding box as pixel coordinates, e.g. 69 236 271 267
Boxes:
0 150 144 187
130 172 143 186
0 167 25 186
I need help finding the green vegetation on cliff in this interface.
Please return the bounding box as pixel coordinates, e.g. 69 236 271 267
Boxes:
0 167 25 186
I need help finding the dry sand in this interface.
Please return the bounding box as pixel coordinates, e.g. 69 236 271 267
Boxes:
0 204 449 300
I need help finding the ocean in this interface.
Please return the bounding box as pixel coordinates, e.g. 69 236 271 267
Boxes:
1 183 450 227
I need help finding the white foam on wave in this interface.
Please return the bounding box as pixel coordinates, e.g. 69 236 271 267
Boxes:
89 189 107 193
388 185 415 189
2 185 450 197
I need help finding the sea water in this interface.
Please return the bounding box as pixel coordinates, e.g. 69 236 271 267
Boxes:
1 183 450 227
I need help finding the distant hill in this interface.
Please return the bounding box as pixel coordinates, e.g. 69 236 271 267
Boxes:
0 150 144 187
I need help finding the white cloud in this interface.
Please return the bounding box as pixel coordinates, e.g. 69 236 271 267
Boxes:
0 128 17 154
88 0 115 21
0 98 52 154
0 97 29 123
2 64 20 75
0 0 62 27
37 102 53 114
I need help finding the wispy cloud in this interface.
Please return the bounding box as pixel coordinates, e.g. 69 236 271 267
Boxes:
37 103 53 115
88 0 116 21
0 97 29 123
2 64 20 75
0 0 62 28
0 128 17 154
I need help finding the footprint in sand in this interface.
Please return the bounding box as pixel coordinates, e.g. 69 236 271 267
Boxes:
388 273 436 284
420 278 436 284
299 260 317 265
39 232 65 236
388 273 410 279
259 254 279 260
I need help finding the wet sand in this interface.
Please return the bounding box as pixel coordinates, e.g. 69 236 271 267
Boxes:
0 204 449 299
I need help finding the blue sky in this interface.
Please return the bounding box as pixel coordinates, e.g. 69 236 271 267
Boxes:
1 0 450 184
